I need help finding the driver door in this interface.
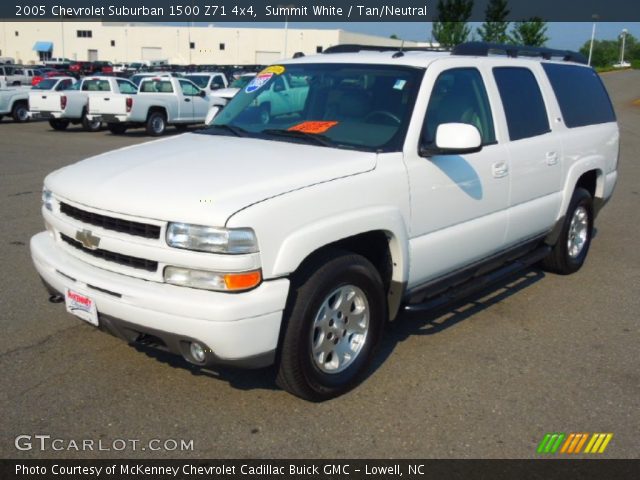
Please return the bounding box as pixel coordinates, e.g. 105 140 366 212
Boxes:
404 63 511 286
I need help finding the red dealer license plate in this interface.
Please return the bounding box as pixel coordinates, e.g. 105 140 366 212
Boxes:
65 289 99 327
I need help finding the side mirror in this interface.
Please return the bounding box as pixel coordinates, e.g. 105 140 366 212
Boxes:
199 89 206 98
205 105 221 125
419 123 483 157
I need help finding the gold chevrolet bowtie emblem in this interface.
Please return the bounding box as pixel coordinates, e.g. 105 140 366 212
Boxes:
75 229 101 250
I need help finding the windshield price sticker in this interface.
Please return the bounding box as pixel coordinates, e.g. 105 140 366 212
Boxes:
245 72 274 93
288 121 339 134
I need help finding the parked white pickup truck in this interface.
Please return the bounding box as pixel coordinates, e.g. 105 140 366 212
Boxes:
88 76 225 135
0 86 30 122
184 72 228 92
29 76 137 132
31 43 619 401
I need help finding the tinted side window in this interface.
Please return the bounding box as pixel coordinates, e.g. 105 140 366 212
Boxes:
542 63 615 128
423 68 496 146
493 67 550 141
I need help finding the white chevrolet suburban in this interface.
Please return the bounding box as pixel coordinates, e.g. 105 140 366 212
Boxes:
31 43 619 401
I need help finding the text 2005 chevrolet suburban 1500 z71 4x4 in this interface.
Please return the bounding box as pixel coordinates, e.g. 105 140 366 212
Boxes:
31 43 619 401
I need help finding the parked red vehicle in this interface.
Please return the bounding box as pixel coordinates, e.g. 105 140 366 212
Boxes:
69 61 93 75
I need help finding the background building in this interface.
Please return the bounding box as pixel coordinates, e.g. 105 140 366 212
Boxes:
0 22 429 65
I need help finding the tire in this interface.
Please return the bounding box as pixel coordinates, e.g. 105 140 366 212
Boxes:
81 111 101 132
49 119 70 131
542 187 593 275
11 102 29 123
258 104 270 124
276 250 386 401
108 123 127 135
146 111 166 136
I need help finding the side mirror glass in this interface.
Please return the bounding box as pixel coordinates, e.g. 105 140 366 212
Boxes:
420 123 483 157
199 89 206 98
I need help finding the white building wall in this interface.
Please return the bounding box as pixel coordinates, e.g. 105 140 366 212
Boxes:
0 22 420 65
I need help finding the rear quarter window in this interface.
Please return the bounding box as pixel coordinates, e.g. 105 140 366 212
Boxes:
493 67 550 141
542 63 616 128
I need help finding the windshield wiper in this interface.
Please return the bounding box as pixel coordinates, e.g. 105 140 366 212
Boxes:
205 124 248 137
262 129 334 148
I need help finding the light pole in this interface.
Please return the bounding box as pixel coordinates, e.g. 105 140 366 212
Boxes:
277 4 296 58
587 14 598 66
619 28 628 65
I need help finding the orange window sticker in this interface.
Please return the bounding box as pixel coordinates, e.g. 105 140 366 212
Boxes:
288 121 338 134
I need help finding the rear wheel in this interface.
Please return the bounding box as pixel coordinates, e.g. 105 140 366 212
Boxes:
12 102 29 123
81 112 101 132
542 187 593 275
146 111 166 136
276 251 386 401
108 123 127 135
49 119 70 131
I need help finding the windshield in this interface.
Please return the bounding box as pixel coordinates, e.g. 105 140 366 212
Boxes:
229 75 256 89
185 75 209 88
201 63 423 152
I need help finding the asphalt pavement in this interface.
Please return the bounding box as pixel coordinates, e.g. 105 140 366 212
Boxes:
1 71 638 459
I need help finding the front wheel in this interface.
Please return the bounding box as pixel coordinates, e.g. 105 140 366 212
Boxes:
49 119 70 131
12 102 29 123
276 251 386 401
82 112 101 132
146 111 166 136
542 187 593 275
108 123 127 135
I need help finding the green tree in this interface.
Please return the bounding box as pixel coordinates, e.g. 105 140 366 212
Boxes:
510 18 549 47
432 0 473 48
477 0 510 43
389 34 399 40
579 34 639 68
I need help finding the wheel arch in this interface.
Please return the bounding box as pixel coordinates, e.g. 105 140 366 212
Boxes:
269 209 410 321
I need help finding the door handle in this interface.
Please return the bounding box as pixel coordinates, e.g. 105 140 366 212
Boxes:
492 162 509 178
546 151 559 166
184 98 191 102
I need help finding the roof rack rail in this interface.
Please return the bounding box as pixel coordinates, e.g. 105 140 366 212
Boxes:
323 44 448 54
452 42 588 65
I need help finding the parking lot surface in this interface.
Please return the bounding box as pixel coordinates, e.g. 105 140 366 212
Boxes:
1 71 639 459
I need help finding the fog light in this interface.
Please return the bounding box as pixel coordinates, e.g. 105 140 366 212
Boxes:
190 342 206 363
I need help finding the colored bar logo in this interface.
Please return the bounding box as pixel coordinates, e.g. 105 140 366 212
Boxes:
537 433 613 454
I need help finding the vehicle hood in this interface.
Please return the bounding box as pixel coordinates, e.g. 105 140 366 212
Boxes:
211 87 240 99
46 133 377 226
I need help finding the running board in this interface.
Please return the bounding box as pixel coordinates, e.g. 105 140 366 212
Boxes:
403 245 551 313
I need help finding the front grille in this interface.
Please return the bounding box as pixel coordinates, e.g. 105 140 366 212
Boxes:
60 202 161 239
60 233 158 272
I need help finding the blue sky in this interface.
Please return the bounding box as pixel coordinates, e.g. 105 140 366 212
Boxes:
195 22 639 51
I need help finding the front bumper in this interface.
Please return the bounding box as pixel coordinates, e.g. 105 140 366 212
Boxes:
31 231 289 368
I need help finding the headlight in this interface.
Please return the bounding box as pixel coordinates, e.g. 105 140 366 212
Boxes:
42 188 53 211
166 223 258 254
164 266 262 292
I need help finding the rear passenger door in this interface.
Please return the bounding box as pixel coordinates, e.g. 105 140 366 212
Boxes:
491 65 564 245
405 64 511 285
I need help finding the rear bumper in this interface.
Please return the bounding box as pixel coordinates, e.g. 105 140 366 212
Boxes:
88 114 129 123
29 111 59 119
31 231 290 368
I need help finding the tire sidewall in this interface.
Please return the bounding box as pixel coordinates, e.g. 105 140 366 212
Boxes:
13 103 28 122
147 112 166 136
559 188 594 272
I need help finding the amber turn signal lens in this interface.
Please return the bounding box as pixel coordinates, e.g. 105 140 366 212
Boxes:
223 270 262 291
